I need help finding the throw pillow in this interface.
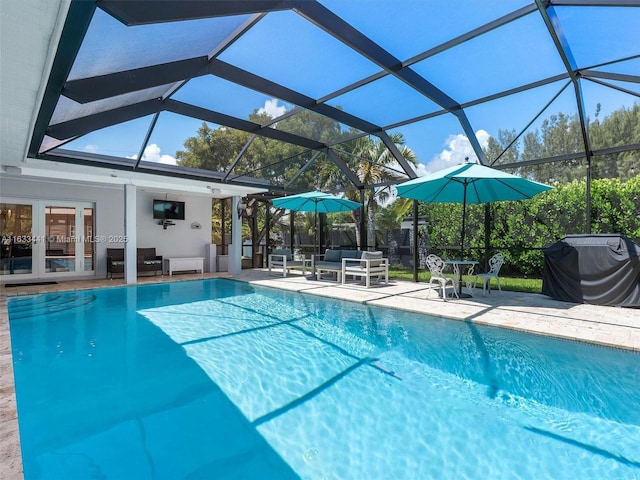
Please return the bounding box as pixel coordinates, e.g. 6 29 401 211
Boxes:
360 251 382 268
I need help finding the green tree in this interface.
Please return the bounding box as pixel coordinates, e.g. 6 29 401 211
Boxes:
520 112 586 184
589 103 640 180
177 107 356 253
485 129 519 166
176 122 248 172
375 198 415 233
319 133 418 248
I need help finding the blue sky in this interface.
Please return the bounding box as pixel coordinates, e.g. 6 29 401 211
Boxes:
65 2 640 178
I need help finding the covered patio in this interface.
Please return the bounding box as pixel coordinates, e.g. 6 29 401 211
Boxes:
1 0 638 287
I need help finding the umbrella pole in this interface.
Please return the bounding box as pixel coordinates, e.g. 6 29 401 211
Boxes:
457 186 467 297
311 203 318 279
460 196 466 262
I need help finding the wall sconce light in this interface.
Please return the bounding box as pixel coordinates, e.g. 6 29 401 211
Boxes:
236 202 246 219
237 198 256 218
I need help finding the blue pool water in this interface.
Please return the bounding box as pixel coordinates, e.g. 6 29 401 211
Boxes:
8 279 640 479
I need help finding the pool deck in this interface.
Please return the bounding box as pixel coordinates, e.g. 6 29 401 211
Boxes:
1 270 639 479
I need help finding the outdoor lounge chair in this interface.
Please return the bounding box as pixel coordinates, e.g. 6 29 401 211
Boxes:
426 254 458 300
268 248 308 277
474 252 504 295
342 251 389 288
106 247 162 278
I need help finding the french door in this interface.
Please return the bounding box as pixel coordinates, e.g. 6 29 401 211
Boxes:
0 199 95 280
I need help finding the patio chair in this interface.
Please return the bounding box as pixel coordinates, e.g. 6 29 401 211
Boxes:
268 248 308 277
342 250 389 288
474 252 504 295
425 254 458 300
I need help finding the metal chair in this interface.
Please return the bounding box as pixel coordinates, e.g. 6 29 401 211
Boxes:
425 254 458 300
474 252 504 295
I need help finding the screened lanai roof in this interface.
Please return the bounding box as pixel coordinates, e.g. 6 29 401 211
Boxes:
30 0 640 194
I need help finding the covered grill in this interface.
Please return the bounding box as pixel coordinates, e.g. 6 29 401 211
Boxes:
542 234 640 307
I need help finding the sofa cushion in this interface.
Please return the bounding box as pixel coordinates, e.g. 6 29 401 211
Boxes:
341 250 360 259
324 249 342 262
271 248 292 261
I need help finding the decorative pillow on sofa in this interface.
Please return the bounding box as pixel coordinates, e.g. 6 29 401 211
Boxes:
324 249 342 262
360 251 383 267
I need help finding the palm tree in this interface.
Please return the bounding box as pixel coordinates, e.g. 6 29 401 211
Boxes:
319 132 418 248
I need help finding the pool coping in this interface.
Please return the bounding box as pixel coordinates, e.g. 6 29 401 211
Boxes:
235 270 640 352
1 270 639 478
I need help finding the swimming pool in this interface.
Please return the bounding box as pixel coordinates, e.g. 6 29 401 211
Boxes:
8 278 640 479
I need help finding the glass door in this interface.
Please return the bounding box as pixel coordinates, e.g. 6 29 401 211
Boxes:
44 205 76 273
0 202 34 276
83 207 94 272
43 203 95 275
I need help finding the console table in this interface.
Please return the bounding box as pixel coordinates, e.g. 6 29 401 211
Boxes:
164 257 205 276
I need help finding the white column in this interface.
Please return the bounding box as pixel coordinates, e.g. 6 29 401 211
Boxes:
228 196 242 275
124 184 137 284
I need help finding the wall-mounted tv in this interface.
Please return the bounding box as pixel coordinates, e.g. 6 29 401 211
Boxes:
153 200 185 220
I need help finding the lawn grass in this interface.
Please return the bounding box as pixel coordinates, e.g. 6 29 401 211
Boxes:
388 267 543 294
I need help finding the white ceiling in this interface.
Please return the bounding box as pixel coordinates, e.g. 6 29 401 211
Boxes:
0 0 69 168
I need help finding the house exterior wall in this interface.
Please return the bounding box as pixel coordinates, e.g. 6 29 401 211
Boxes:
136 189 213 262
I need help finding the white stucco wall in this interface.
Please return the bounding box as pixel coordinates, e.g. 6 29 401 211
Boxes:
136 189 213 261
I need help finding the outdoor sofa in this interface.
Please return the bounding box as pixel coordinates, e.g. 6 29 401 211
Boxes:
312 249 389 287
106 247 163 278
312 248 359 281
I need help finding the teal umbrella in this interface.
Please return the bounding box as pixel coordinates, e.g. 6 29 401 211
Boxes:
273 191 361 277
396 161 553 259
272 190 361 215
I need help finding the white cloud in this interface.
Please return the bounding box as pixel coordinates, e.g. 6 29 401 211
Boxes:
414 162 430 177
84 144 99 153
420 129 490 175
127 144 177 165
258 98 287 118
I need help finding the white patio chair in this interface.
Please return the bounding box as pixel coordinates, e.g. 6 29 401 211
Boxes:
342 251 389 288
268 249 307 277
425 254 458 300
474 252 504 295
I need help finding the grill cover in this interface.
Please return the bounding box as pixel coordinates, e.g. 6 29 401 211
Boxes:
542 234 640 307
